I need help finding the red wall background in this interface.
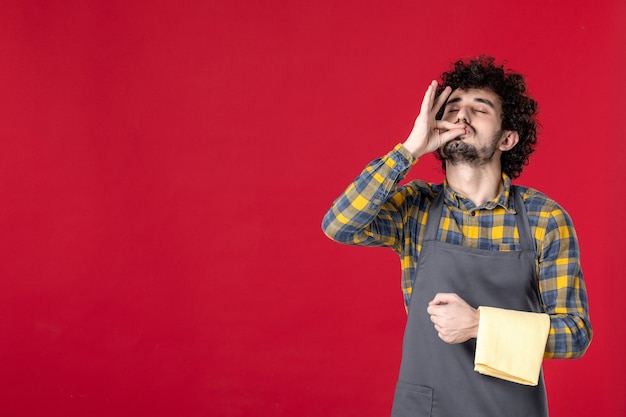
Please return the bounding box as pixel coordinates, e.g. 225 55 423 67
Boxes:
1 1 624 416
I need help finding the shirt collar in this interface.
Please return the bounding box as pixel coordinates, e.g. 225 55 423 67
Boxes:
443 173 516 213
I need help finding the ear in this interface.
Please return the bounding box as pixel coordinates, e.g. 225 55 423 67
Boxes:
498 131 519 152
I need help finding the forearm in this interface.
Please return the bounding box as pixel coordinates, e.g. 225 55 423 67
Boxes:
323 80 464 246
544 311 592 359
322 144 415 247
475 307 591 360
482 310 592 359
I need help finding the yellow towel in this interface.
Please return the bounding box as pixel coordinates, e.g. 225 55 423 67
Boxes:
474 306 550 386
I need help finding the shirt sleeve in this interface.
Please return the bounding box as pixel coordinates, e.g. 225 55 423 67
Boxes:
538 205 592 359
321 144 416 253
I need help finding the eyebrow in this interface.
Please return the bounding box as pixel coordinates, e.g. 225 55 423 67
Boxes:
445 96 496 109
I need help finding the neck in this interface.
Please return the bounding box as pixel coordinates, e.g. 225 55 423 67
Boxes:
445 162 504 207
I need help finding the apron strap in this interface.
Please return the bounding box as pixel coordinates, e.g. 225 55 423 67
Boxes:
424 188 444 242
513 186 535 253
423 185 535 253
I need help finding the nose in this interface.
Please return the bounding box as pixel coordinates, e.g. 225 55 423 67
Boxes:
455 106 470 124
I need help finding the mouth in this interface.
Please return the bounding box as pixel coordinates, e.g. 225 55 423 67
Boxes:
457 123 473 139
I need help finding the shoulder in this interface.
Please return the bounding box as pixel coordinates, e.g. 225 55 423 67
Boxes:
515 185 566 215
514 185 576 233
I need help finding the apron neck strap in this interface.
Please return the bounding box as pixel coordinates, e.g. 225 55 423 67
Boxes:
513 186 534 252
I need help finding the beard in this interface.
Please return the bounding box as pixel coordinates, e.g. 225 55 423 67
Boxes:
439 130 502 168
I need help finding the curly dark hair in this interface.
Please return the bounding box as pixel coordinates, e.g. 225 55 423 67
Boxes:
435 55 540 179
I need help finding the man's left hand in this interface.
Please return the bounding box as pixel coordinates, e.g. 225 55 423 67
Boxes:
427 293 480 344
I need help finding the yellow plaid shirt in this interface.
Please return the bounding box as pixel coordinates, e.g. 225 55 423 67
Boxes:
322 144 592 359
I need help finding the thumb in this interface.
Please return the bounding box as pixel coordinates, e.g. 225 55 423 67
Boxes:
428 292 458 305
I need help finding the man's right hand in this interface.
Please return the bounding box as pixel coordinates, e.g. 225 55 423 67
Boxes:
402 80 468 159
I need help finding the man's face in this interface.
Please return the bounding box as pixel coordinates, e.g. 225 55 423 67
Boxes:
439 88 505 167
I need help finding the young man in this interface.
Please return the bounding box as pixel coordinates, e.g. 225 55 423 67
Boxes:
322 56 592 417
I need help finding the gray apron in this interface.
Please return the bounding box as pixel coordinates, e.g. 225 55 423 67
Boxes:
391 187 548 417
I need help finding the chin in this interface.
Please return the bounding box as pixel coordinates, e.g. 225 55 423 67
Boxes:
443 140 464 153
